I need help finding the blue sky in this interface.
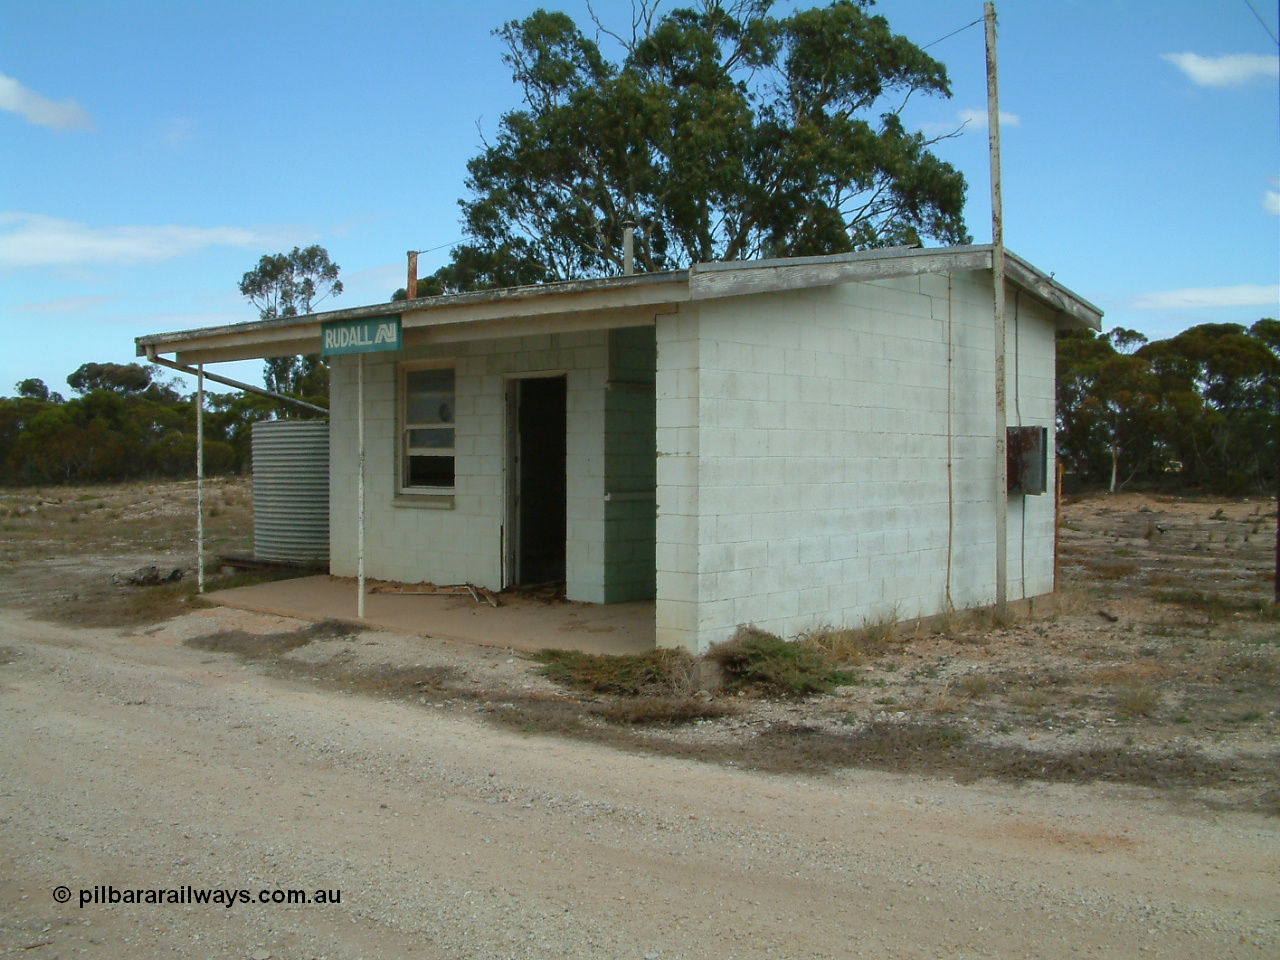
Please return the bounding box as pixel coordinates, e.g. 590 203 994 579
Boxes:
2 0 1277 395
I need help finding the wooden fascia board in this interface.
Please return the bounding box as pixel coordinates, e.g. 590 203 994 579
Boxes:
140 278 689 363
405 304 675 346
687 247 1102 332
175 335 320 366
687 249 992 300
167 305 678 364
399 279 687 329
167 323 322 365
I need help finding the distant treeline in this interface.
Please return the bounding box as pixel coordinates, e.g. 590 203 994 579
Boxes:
1058 320 1278 495
0 362 326 485
1 319 1276 493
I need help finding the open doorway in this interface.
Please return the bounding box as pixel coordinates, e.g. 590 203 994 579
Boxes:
505 375 567 586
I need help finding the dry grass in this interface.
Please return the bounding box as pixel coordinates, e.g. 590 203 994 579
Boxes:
1052 586 1092 617
532 648 696 697
796 623 887 666
1114 683 1160 718
0 478 254 563
1088 661 1171 685
1008 688 1052 714
860 608 900 644
596 697 734 725
1152 589 1280 621
1222 651 1279 681
957 673 990 700
1085 560 1139 579
926 684 963 714
59 578 203 628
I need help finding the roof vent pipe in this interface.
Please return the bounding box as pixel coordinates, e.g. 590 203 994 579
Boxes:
622 220 635 276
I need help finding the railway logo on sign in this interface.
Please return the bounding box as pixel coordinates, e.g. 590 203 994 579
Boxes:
321 316 402 355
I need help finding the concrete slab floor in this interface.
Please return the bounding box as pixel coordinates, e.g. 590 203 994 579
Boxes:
207 575 656 656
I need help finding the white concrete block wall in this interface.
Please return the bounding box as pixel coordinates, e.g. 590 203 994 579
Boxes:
1006 290 1059 600
654 311 702 650
656 270 1060 652
328 330 610 602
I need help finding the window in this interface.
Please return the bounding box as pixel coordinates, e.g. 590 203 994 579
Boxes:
402 366 455 490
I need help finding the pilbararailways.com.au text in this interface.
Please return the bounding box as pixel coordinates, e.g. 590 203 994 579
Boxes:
62 885 341 909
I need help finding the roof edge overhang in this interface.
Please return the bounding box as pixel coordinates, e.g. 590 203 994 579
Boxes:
137 270 690 365
687 244 1102 331
136 245 1101 364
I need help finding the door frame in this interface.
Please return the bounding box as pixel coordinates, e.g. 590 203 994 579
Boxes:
502 371 568 588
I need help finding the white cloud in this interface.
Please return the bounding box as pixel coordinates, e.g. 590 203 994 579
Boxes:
1162 52 1279 87
1129 284 1280 310
0 213 276 268
11 294 120 314
1266 178 1280 215
0 72 93 130
920 108 1020 137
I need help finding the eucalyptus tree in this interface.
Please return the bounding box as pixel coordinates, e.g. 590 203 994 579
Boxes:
429 0 970 291
239 245 342 398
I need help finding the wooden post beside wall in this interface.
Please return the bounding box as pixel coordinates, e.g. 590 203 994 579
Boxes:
1054 460 1064 593
985 1 1009 619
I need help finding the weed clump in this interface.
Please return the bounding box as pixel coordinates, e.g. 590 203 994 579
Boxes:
957 674 990 700
530 649 732 726
597 697 731 725
709 627 860 698
1115 683 1159 718
531 648 694 697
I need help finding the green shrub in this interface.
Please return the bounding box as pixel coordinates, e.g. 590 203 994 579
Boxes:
708 627 859 698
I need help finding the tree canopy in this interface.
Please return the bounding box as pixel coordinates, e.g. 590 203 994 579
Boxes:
423 0 969 293
67 362 157 396
0 363 256 484
1057 319 1279 495
239 245 341 399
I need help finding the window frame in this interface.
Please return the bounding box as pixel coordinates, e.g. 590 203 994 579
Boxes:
398 361 456 495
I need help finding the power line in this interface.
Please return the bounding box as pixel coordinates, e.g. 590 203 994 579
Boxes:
411 237 466 256
922 16 983 51
1243 0 1279 47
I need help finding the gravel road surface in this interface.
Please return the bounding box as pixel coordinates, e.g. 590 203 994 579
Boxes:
1 609 1276 959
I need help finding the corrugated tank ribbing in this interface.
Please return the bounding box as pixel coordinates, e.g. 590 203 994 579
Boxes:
251 419 330 563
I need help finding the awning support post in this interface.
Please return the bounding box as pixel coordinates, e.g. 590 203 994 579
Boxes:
357 353 366 618
196 363 205 594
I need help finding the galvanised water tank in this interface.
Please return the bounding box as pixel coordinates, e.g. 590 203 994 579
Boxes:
251 419 330 563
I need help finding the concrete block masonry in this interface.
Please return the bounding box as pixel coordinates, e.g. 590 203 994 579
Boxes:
653 271 1059 651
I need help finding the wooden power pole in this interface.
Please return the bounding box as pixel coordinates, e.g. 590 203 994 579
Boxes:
986 1 1009 620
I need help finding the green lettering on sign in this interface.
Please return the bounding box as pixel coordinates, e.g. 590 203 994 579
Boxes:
321 316 402 355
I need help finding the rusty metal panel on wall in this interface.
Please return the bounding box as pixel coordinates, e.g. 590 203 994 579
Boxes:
1007 425 1047 495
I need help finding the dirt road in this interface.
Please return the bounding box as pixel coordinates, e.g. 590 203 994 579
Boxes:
1 608 1276 960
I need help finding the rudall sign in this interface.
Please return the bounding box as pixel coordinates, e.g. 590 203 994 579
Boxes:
321 316 402 355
